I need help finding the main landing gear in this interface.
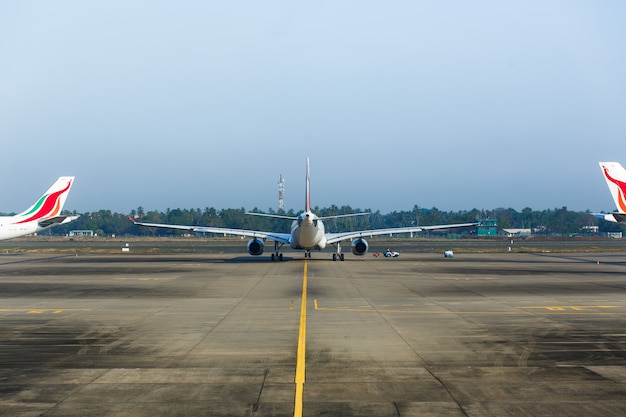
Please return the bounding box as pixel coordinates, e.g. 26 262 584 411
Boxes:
271 241 284 261
332 253 345 261
301 246 345 261
332 243 345 261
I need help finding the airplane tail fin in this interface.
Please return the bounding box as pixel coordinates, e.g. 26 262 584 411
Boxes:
305 158 311 212
14 177 75 224
599 162 626 213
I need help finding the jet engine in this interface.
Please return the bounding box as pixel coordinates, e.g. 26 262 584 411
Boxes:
247 238 264 256
351 238 369 256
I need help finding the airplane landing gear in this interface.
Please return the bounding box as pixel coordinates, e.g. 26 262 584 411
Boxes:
332 253 345 261
332 243 345 261
272 242 284 261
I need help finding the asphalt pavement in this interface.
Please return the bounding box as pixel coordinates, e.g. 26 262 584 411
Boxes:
1 250 626 416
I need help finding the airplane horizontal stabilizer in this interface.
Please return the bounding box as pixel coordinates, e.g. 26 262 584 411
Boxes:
246 212 298 220
317 212 370 221
38 215 80 228
592 212 626 223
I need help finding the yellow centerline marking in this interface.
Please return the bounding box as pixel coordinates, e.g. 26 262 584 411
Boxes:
294 260 308 417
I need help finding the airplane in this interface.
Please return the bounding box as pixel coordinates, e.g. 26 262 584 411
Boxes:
595 162 626 223
131 160 479 261
0 177 78 241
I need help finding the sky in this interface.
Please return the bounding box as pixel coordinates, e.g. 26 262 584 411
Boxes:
1 1 625 215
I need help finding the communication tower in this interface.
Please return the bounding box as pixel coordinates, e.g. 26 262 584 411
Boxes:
278 174 285 212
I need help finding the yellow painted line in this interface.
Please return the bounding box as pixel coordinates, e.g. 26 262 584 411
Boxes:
294 260 308 417
311 301 626 315
113 278 160 281
0 308 91 314
313 308 626 315
519 305 620 311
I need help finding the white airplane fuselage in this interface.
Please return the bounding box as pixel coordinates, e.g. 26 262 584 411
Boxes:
0 217 41 240
290 211 327 250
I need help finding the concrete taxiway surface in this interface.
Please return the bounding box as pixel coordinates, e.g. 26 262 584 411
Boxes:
1 251 626 416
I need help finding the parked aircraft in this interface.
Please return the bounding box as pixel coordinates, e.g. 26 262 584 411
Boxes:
132 160 479 261
596 162 626 223
0 177 78 240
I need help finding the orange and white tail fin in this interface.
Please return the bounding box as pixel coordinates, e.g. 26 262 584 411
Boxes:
599 162 626 213
305 158 311 212
14 177 75 224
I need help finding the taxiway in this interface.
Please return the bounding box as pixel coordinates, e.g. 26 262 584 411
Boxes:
1 251 626 416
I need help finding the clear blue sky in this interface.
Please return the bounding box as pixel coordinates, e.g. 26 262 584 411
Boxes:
2 1 625 214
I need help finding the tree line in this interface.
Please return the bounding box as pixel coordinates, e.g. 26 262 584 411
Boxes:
32 205 623 238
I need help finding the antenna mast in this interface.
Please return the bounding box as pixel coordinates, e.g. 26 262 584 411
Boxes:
278 174 285 212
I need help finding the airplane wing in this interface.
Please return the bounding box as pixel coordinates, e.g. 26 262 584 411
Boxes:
38 215 80 228
325 222 480 244
132 220 292 244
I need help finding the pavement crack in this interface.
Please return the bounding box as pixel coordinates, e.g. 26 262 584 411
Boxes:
251 368 269 413
393 401 401 416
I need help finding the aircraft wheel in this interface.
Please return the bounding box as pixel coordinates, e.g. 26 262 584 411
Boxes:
279 253 283 261
271 254 275 261
340 253 345 261
332 253 337 261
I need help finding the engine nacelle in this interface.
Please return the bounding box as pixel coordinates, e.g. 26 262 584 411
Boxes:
351 238 369 256
247 238 264 256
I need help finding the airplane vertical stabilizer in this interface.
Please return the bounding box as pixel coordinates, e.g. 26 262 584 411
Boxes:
14 177 75 223
305 158 311 212
599 162 626 213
